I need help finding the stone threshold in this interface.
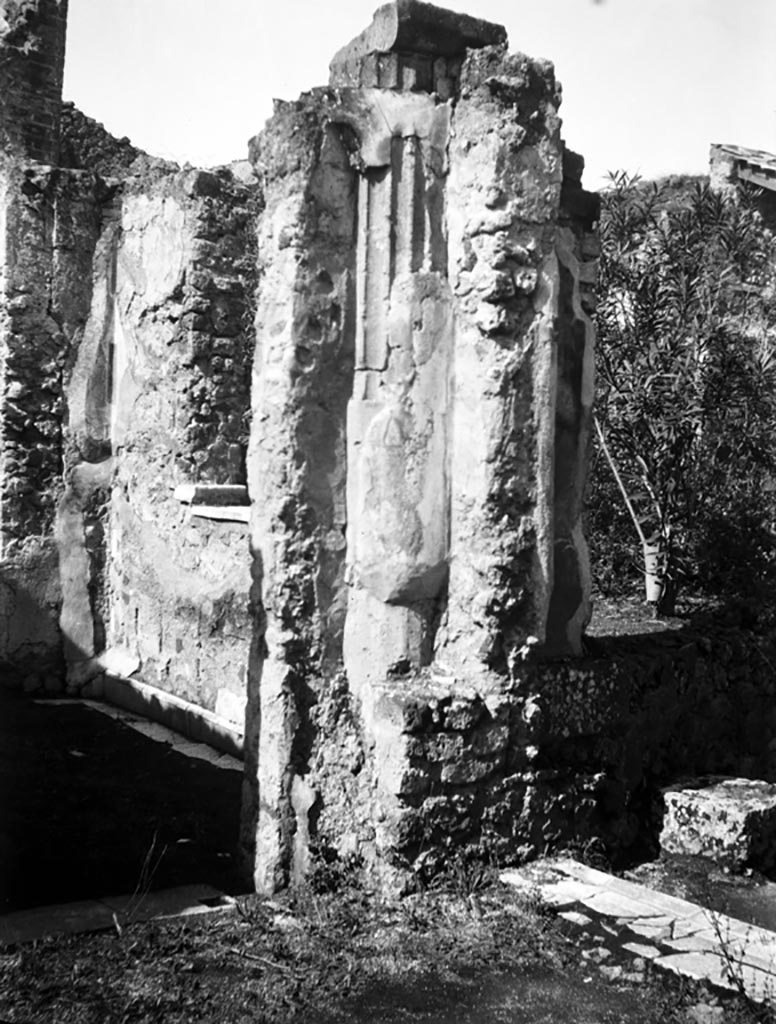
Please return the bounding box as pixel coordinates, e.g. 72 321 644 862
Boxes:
502 858 776 1004
0 884 238 947
101 673 244 760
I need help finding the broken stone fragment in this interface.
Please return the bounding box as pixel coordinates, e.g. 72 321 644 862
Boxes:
661 777 776 874
330 0 506 69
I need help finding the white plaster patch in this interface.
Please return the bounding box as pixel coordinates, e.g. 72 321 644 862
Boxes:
215 688 246 727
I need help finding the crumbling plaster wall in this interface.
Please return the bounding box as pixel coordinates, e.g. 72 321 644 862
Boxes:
60 167 259 730
243 3 599 891
0 0 260 716
0 156 260 711
0 161 104 685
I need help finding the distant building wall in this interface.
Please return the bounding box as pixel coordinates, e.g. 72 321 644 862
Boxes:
710 143 776 232
0 0 68 164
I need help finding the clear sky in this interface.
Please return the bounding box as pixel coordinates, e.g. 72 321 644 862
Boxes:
62 0 776 191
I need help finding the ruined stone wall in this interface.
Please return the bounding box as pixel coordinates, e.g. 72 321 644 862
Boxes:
0 157 260 706
59 102 176 180
0 0 261 729
519 629 776 862
305 627 776 881
0 162 103 685
8 0 768 900
59 168 259 730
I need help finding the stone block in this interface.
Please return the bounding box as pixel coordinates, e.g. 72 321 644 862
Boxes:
467 724 509 756
440 756 500 785
442 699 485 731
661 777 776 873
398 769 431 798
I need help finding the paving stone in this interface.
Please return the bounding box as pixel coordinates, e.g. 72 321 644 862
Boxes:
555 859 704 919
623 941 661 960
581 890 657 920
101 883 235 922
739 965 776 1004
626 913 675 928
83 699 242 771
715 936 776 975
663 935 720 955
0 886 238 947
541 880 601 907
502 858 776 1003
500 870 598 907
624 920 673 942
654 951 735 991
670 913 715 940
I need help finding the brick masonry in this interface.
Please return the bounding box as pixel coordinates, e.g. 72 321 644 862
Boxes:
0 0 69 164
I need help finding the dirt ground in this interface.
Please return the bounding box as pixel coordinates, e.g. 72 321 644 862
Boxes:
0 687 244 913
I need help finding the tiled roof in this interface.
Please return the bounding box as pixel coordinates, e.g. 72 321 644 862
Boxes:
712 143 776 191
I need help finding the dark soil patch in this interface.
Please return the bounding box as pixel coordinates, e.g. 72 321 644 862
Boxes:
0 884 733 1024
0 688 244 913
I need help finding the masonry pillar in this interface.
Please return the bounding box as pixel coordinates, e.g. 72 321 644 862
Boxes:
244 0 598 890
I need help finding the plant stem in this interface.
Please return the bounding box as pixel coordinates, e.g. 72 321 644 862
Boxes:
593 416 647 548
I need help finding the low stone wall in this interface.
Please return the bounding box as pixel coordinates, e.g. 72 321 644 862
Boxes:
306 625 776 885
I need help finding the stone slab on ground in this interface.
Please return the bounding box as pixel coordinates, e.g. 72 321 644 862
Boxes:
661 777 776 873
502 857 776 1004
0 900 116 946
0 885 237 947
